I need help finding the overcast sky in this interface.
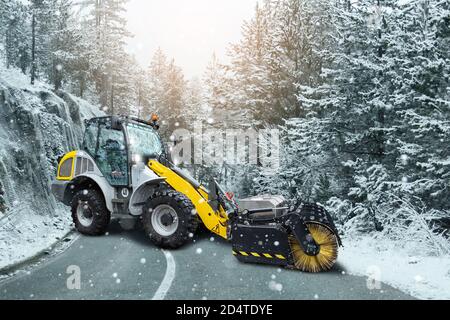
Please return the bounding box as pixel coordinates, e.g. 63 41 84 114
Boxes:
125 0 259 79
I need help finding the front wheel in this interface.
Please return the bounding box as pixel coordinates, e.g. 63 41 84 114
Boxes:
142 190 198 249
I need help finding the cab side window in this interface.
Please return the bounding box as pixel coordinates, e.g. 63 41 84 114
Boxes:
83 121 99 156
96 120 129 186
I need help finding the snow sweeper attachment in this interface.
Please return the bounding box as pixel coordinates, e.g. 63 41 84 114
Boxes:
231 199 342 273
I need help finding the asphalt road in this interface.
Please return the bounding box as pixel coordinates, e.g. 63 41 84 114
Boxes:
0 222 414 300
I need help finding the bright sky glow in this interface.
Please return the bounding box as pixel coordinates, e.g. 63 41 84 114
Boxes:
125 0 259 78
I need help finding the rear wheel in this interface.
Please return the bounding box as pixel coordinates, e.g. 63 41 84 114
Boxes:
142 190 198 249
71 189 110 236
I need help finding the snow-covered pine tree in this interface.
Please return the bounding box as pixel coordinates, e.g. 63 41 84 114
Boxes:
387 0 450 211
30 0 56 84
1 1 29 72
146 47 168 117
184 77 205 123
49 0 78 91
202 53 234 125
227 0 275 125
165 59 187 128
130 58 149 119
145 48 187 134
78 0 132 111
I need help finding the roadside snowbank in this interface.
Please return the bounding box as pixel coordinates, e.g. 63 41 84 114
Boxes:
0 206 72 271
340 235 450 300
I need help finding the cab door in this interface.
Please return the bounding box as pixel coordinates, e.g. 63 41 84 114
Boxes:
83 118 129 187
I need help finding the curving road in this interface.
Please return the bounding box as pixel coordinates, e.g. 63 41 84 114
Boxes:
0 222 414 300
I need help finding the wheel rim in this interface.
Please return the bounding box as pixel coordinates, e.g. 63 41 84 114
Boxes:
151 204 179 237
76 201 94 227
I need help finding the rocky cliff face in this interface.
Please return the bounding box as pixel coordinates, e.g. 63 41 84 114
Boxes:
0 70 102 218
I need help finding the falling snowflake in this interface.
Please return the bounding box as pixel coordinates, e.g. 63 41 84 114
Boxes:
274 241 280 246
112 273 118 278
268 281 283 292
116 279 121 284
314 294 319 299
400 154 409 165
196 248 203 254
140 258 146 264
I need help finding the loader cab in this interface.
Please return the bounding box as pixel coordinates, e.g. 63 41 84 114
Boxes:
82 116 164 188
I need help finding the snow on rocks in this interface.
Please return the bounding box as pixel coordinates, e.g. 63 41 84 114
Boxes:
0 67 103 272
0 208 72 270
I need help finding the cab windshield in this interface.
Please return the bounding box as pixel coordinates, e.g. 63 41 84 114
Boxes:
127 123 163 157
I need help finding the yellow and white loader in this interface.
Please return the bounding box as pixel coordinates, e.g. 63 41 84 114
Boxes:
52 116 341 272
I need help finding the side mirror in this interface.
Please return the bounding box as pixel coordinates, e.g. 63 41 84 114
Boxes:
208 178 219 211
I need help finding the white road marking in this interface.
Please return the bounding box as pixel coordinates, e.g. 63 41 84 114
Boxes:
152 250 176 300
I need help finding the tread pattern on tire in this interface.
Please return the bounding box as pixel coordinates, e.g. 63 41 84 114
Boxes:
142 189 199 249
71 189 111 236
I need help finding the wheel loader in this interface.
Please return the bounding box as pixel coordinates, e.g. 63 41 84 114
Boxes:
51 115 342 273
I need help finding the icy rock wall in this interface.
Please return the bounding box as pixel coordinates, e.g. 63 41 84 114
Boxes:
0 80 102 217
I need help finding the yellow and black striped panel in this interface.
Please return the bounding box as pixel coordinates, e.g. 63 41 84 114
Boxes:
233 250 287 261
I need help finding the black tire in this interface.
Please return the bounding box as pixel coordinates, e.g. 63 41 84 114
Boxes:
142 190 198 249
71 189 110 236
